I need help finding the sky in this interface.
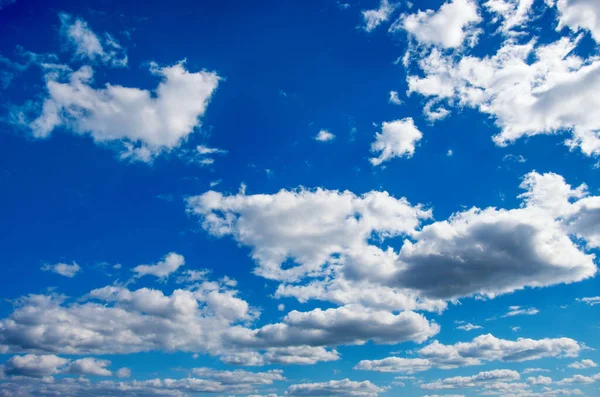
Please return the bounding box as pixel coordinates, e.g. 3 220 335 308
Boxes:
1 0 600 396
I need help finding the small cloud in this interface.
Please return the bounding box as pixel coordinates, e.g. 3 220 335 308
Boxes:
315 129 335 142
132 252 185 280
577 297 600 306
362 0 396 32
115 367 131 378
389 90 403 105
503 154 527 163
569 359 598 369
209 179 222 187
447 149 453 156
41 262 81 278
278 304 285 311
457 323 482 331
512 326 521 332
502 306 539 317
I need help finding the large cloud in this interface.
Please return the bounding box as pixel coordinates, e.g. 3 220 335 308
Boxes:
356 334 581 373
189 171 597 303
555 0 600 43
29 61 219 162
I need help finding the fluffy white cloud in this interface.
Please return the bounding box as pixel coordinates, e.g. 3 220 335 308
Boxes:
315 129 335 142
357 334 581 373
362 0 396 32
389 90 403 105
557 373 600 385
395 0 481 48
3 354 68 377
226 304 439 349
369 118 423 165
407 33 600 156
41 261 81 277
132 252 185 279
528 375 554 385
66 358 112 376
59 13 127 67
29 61 219 162
220 346 340 366
286 378 385 397
555 0 600 43
569 359 598 369
189 171 598 304
421 369 520 389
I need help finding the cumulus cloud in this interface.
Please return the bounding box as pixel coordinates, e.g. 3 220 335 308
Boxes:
420 369 520 389
66 358 112 376
394 0 481 48
286 378 385 397
555 0 600 43
59 13 127 67
315 129 335 142
569 359 598 369
528 375 554 385
362 0 396 32
132 252 185 279
220 346 340 366
28 61 219 162
3 354 68 377
115 367 131 378
189 171 598 305
41 261 81 277
407 31 600 156
369 118 423 165
484 0 535 33
357 334 581 373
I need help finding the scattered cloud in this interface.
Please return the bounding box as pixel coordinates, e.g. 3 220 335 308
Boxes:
369 118 423 165
315 129 335 142
41 262 81 278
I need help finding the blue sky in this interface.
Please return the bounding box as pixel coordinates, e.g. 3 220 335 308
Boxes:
1 0 600 396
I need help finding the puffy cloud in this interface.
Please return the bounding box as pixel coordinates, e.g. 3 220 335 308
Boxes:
0 274 253 355
221 346 340 366
190 367 284 385
66 358 112 376
59 13 127 67
502 306 540 317
394 0 481 48
557 373 600 384
528 376 554 385
407 32 600 156
29 61 219 162
41 261 81 277
3 354 68 377
568 359 598 369
420 369 520 389
457 323 483 331
555 0 600 43
315 129 335 142
369 118 423 165
226 304 439 349
132 252 185 279
362 0 396 32
116 367 131 378
189 171 598 304
389 90 403 105
286 378 385 397
357 334 581 373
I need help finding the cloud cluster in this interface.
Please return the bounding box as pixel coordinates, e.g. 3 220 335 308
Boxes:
356 334 581 373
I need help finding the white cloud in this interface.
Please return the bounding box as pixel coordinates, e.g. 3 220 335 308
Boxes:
59 13 127 67
407 34 600 156
315 129 335 142
577 296 600 306
66 358 112 376
484 0 535 33
457 323 482 331
528 375 554 385
421 369 520 389
28 61 219 162
555 0 600 43
220 346 340 366
369 118 423 165
190 367 285 385
524 368 551 374
395 0 481 48
569 359 598 369
132 252 185 279
357 334 581 373
286 378 385 397
362 0 396 32
3 354 68 377
502 306 540 317
189 171 598 304
41 261 81 277
389 90 403 105
557 373 600 385
115 367 131 378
